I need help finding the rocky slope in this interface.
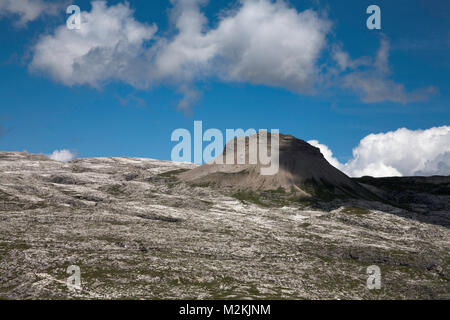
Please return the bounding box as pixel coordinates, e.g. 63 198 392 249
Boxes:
180 133 374 200
0 151 449 299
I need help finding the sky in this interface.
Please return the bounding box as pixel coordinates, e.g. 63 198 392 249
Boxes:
0 0 449 177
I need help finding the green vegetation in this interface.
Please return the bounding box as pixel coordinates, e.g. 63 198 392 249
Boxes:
152 168 191 188
190 182 215 188
232 191 269 207
232 186 318 208
231 187 317 208
156 168 189 178
341 207 370 215
267 187 287 195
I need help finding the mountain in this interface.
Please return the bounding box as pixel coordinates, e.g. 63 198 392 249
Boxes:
180 132 375 200
0 150 449 300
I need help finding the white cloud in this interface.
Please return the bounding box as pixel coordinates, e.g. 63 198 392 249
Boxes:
156 0 331 108
31 1 157 87
206 0 330 92
344 161 403 178
308 139 343 170
0 0 60 26
310 126 450 177
415 152 450 176
48 149 77 162
31 0 330 109
334 38 439 104
29 0 437 109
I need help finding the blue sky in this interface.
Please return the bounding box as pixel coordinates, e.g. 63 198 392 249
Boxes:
0 0 449 177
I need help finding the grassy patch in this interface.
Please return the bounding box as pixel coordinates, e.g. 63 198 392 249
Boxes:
157 169 189 178
151 169 190 187
231 188 315 208
232 191 269 207
190 182 216 188
267 187 287 195
341 207 370 215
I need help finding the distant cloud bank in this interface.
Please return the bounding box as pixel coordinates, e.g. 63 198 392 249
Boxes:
48 149 77 162
309 126 450 177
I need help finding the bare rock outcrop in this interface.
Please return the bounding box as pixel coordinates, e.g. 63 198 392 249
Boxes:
180 133 374 199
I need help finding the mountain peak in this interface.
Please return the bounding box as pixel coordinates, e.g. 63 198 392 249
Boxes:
179 133 372 199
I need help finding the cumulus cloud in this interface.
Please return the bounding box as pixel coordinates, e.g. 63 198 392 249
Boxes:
205 0 330 92
415 152 450 176
333 39 439 104
30 0 330 108
310 126 450 177
48 149 77 162
308 139 343 170
0 0 60 26
31 1 158 87
29 0 437 109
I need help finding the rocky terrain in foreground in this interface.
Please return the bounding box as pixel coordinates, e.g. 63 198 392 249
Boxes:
0 151 449 299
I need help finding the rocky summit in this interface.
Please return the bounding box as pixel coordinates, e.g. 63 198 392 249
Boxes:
180 133 376 200
0 150 449 300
